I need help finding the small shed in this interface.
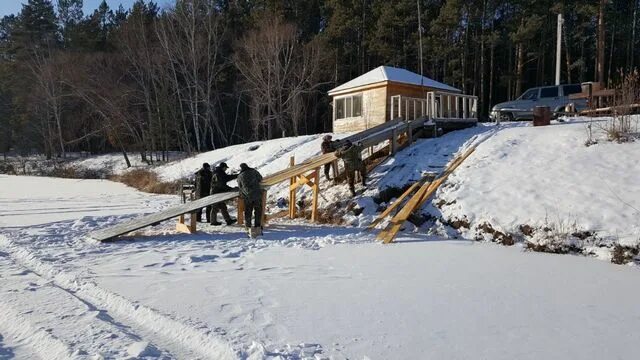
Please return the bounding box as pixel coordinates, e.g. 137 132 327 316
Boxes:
328 66 462 133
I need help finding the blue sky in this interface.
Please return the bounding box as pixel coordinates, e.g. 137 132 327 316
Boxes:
0 1 147 18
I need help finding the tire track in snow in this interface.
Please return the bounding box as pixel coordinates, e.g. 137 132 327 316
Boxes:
0 251 173 359
0 235 238 360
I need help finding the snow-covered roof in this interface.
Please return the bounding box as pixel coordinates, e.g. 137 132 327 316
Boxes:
328 66 461 94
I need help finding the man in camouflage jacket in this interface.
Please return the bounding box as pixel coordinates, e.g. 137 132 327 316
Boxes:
237 163 264 231
321 134 335 181
209 162 237 225
194 163 212 222
335 140 366 196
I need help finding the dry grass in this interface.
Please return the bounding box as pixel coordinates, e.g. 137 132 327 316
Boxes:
113 169 182 194
601 70 640 142
611 244 639 265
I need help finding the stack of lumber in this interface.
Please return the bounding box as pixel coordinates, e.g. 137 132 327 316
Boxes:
371 146 477 244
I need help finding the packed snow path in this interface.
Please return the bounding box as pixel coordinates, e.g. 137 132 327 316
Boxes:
1 174 640 359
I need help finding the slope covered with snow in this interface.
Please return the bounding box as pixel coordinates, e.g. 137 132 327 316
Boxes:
432 118 640 255
1 175 640 359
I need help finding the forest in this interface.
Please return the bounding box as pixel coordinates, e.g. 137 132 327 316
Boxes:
0 0 638 163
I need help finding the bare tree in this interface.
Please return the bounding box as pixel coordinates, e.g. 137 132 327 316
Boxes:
156 0 227 152
28 47 66 158
234 14 323 140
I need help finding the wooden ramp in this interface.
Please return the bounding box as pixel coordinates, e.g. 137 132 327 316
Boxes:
373 146 477 244
89 118 426 241
88 191 238 241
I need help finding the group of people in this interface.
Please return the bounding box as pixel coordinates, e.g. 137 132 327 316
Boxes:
194 162 264 232
193 134 366 237
321 135 367 197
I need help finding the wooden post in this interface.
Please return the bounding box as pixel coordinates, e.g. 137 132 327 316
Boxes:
463 97 469 119
261 190 268 226
407 122 413 145
391 127 398 154
289 156 296 219
176 189 197 234
311 168 319 222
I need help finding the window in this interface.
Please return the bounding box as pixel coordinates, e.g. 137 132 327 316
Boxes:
562 84 582 96
335 94 363 120
336 98 345 119
540 87 559 98
353 95 362 116
520 88 539 100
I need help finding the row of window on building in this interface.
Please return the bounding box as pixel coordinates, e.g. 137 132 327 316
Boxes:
335 94 363 120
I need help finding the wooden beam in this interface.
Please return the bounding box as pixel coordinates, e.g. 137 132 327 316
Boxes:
261 190 268 226
311 168 320 222
376 146 478 244
176 211 197 234
368 179 424 229
289 156 295 219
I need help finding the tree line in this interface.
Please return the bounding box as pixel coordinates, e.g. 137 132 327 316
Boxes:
0 0 637 163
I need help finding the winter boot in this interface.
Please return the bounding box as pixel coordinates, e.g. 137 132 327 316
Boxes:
226 218 237 226
210 220 222 226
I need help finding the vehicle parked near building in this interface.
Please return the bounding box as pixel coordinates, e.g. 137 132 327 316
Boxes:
490 84 587 121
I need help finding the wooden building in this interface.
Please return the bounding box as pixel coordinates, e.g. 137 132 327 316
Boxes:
328 66 471 133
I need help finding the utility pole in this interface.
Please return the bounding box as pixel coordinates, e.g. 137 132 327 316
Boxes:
597 0 606 85
417 0 424 88
555 13 563 85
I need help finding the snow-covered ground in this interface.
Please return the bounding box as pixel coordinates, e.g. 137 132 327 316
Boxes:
1 116 639 358
2 160 640 358
432 117 640 257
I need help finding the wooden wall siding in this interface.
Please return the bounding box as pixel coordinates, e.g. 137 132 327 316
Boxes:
333 86 387 133
332 82 456 133
385 83 440 120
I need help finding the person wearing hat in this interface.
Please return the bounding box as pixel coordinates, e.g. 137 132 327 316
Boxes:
321 134 336 181
209 162 238 225
236 163 263 236
194 163 213 222
335 140 366 197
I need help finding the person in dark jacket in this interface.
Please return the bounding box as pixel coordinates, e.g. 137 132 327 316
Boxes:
320 134 335 181
194 163 212 222
335 140 366 196
209 162 237 225
236 163 263 233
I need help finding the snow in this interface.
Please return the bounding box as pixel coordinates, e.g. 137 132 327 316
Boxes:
154 135 328 183
328 65 461 94
1 168 640 358
1 117 639 358
434 118 640 248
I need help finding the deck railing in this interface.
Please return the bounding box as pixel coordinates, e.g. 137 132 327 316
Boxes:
390 92 478 122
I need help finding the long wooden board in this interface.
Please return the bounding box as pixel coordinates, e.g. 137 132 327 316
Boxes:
376 146 477 244
88 191 239 241
377 181 433 243
90 118 428 242
368 179 425 229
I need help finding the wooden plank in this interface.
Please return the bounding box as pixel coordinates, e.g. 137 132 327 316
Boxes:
377 146 478 244
261 190 268 226
311 169 319 222
91 116 427 241
377 181 432 243
289 156 295 219
88 191 239 241
368 179 424 229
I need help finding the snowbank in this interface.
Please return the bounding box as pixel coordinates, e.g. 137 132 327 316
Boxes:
433 118 640 254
